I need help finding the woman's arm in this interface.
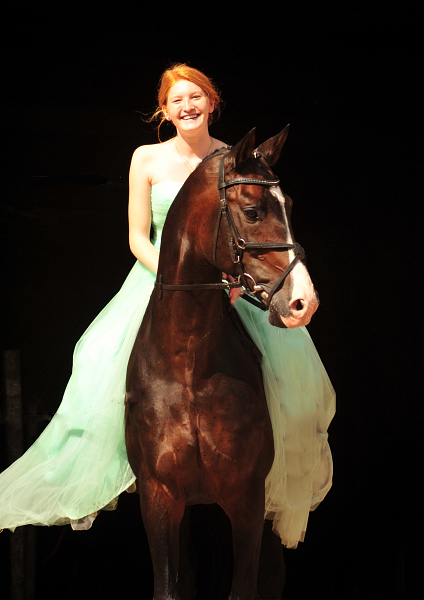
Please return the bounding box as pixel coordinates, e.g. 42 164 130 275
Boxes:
128 146 160 274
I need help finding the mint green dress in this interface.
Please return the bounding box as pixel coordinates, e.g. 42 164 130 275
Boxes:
0 183 335 548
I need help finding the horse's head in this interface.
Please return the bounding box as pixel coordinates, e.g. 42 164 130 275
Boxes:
213 127 319 329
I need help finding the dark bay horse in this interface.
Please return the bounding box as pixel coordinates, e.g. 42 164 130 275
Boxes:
125 127 319 600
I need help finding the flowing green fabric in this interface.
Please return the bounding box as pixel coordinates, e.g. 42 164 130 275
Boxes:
0 182 335 548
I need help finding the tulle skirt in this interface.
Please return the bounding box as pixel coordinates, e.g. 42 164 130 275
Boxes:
0 260 335 548
234 299 335 548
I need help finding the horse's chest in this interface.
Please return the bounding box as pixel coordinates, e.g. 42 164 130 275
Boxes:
126 335 271 492
129 372 269 461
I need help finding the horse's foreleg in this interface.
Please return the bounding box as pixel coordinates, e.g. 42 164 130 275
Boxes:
139 477 185 600
257 520 285 599
223 487 265 600
177 506 197 600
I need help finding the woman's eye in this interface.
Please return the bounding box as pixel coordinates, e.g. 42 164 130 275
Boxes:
245 209 258 221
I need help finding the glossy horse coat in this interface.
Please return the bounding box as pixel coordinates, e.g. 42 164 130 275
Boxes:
125 128 318 600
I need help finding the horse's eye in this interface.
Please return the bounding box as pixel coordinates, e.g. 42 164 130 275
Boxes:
244 209 258 221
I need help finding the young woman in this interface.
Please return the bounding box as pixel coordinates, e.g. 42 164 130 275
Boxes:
0 64 335 550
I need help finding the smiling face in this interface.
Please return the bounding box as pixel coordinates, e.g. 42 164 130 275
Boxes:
164 79 215 135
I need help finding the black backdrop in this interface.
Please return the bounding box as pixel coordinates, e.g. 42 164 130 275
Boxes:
1 3 422 599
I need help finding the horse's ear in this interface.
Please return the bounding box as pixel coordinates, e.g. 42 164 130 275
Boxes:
225 128 257 171
256 124 290 166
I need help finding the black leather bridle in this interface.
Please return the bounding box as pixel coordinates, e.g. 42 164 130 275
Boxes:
155 152 305 311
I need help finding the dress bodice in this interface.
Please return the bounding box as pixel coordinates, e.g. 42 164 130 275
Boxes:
151 182 183 249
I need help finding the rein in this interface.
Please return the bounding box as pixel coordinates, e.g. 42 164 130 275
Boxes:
154 152 305 311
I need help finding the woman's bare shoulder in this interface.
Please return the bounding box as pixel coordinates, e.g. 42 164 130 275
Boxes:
131 141 175 186
132 140 173 161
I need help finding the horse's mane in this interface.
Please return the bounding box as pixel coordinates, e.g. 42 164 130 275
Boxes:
198 145 231 168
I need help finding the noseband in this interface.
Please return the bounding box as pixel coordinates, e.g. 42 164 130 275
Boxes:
155 152 305 311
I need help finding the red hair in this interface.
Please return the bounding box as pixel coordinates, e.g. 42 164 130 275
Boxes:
149 63 222 140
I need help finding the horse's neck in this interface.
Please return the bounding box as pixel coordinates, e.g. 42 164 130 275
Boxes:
146 286 227 382
152 282 225 340
152 165 228 353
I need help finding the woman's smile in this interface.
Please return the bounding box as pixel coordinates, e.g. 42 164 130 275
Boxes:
181 113 200 120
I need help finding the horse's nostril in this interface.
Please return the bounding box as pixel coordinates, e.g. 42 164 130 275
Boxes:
296 300 304 311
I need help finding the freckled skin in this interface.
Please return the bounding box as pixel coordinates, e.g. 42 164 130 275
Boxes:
125 128 315 600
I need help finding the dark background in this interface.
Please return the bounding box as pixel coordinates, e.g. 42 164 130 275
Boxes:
1 2 422 599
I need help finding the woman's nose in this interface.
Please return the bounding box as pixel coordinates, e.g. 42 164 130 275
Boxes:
182 98 193 111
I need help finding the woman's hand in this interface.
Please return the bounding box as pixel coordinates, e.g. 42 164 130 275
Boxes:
222 273 244 304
